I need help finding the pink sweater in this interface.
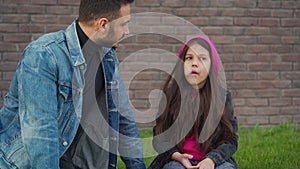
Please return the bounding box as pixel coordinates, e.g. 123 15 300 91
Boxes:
182 134 206 161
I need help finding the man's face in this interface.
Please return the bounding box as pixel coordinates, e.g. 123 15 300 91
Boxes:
103 4 131 47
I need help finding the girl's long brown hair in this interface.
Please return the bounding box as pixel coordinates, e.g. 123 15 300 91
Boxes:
154 38 234 153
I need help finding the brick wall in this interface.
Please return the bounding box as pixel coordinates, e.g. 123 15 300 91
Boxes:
0 0 299 128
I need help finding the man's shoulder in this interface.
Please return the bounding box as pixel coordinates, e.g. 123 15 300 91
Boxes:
29 30 67 48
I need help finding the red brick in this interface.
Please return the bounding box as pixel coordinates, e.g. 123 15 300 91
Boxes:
222 45 247 53
257 107 280 115
161 0 186 7
256 54 281 62
235 36 257 44
280 107 300 115
224 63 246 71
0 23 18 32
233 72 256 80
248 63 270 71
256 89 281 98
281 54 300 62
270 98 292 106
0 44 17 52
234 18 257 26
4 34 30 43
0 62 18 71
271 9 294 17
293 81 300 88
0 5 18 13
19 5 45 14
3 0 28 4
258 18 280 27
0 81 11 90
19 24 45 33
210 17 233 26
173 8 200 16
233 98 245 106
211 0 235 7
235 107 256 115
283 89 300 97
57 0 80 5
258 36 281 44
258 0 281 8
45 25 68 32
247 9 271 17
271 63 293 71
131 100 150 109
57 16 76 24
247 45 270 53
2 15 29 23
31 15 58 23
148 7 172 14
281 1 300 9
281 19 300 27
245 81 270 89
202 27 223 35
245 27 270 35
247 116 269 125
281 72 300 80
247 98 268 106
270 116 292 124
184 0 210 7
270 28 293 36
223 27 245 35
2 52 22 61
46 6 73 14
219 54 233 62
270 45 293 53
294 63 300 70
293 115 300 124
2 71 15 81
135 0 160 7
293 98 300 106
210 36 234 44
198 8 223 16
31 0 57 4
271 80 291 89
235 1 256 8
281 36 300 44
188 17 210 26
257 72 279 80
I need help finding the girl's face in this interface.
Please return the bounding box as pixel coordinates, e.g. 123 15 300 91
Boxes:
183 43 211 89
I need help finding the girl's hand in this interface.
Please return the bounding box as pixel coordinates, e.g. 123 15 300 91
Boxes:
171 152 199 169
196 158 215 169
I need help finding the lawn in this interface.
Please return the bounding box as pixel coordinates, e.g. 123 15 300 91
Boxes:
118 124 300 169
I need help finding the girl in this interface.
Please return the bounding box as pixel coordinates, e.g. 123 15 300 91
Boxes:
149 36 238 169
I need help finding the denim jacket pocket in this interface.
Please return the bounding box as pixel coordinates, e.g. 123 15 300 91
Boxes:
58 83 73 102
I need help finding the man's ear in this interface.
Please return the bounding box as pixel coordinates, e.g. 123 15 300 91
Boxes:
96 18 109 32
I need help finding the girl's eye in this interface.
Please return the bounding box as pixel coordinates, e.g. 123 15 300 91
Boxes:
200 57 207 61
185 55 193 61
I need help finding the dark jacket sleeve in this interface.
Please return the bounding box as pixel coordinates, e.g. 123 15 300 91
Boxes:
148 125 181 169
205 90 238 167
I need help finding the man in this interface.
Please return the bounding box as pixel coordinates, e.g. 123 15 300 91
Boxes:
0 0 146 169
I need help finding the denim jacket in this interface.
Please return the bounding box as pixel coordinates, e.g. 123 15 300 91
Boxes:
0 19 146 169
149 90 238 169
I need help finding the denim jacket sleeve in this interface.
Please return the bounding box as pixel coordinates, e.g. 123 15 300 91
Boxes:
117 78 146 169
18 44 60 169
205 90 238 166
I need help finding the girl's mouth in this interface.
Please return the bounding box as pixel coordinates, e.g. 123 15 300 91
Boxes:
191 70 199 75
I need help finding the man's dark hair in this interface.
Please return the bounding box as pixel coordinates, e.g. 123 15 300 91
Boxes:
79 0 134 25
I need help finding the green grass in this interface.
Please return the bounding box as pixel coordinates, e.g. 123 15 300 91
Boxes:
118 124 300 169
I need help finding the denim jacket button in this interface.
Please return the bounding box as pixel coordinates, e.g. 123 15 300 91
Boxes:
63 141 68 146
